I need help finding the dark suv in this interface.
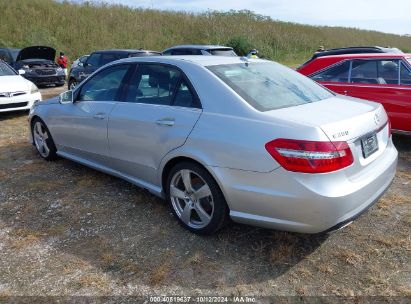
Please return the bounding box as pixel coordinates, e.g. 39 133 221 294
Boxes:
162 45 237 56
68 49 161 89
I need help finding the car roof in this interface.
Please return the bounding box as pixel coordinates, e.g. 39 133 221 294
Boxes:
164 45 233 50
93 49 161 54
312 46 403 58
314 53 410 60
0 47 21 52
110 55 263 68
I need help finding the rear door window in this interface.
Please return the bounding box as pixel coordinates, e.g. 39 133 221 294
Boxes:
99 53 124 66
124 64 182 105
350 60 378 84
86 53 101 67
400 61 411 86
172 49 201 55
350 59 399 85
377 60 399 85
173 79 197 108
311 61 350 83
171 49 189 55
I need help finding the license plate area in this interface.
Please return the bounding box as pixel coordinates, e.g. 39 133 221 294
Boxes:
361 133 379 158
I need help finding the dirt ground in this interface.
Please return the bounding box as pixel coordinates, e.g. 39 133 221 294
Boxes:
0 85 410 299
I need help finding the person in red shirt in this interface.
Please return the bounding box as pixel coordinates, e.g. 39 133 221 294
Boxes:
57 52 68 77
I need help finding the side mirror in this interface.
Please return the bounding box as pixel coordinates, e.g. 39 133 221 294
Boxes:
18 69 25 75
59 90 73 104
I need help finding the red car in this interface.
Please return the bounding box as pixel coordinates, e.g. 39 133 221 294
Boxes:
298 51 411 134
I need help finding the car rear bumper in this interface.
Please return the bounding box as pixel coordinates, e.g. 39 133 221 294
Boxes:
210 138 398 233
0 92 41 113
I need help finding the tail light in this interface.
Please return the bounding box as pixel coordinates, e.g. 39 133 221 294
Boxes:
265 139 354 173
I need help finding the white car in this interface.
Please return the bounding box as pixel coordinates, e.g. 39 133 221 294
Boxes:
0 60 41 112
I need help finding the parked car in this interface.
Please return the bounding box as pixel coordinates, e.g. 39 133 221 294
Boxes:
71 55 89 69
29 56 397 235
298 52 411 134
0 60 41 113
298 46 403 70
68 49 162 90
0 47 20 64
0 46 65 87
163 45 237 56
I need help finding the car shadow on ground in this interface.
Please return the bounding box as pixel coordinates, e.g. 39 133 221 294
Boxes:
0 142 328 289
392 134 411 172
393 134 411 152
0 111 29 122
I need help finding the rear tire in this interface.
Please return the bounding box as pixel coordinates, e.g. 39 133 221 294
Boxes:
31 118 57 161
166 162 229 235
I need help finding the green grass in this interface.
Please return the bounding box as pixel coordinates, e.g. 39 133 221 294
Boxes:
1 0 411 65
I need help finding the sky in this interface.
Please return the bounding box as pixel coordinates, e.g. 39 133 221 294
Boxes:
86 0 411 35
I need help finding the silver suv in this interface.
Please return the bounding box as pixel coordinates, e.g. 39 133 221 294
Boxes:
163 45 237 56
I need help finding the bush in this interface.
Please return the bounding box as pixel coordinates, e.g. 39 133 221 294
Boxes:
226 36 254 56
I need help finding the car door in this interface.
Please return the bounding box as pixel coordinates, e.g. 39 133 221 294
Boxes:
344 59 408 131
396 60 411 132
310 60 351 95
49 63 134 164
108 63 202 185
79 52 101 82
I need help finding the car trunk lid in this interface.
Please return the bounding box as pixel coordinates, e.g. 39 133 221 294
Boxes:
263 95 388 142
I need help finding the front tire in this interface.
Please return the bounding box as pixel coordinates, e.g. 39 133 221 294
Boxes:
166 162 229 235
32 118 57 161
68 79 77 90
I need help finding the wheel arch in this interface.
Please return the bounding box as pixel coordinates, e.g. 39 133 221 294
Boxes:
29 115 56 148
160 156 229 209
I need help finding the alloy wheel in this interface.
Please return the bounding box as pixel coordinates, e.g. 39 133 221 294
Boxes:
69 81 77 90
33 121 50 158
170 169 214 229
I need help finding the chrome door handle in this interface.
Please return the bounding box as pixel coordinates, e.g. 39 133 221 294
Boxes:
93 113 106 120
155 118 175 127
343 90 348 95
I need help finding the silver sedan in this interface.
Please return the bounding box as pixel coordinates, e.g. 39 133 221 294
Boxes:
29 56 398 234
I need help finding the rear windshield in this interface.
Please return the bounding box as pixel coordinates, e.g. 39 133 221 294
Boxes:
208 62 333 111
0 61 17 76
207 49 237 57
129 52 162 57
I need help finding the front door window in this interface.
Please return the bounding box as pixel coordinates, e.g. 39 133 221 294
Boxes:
78 64 131 102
